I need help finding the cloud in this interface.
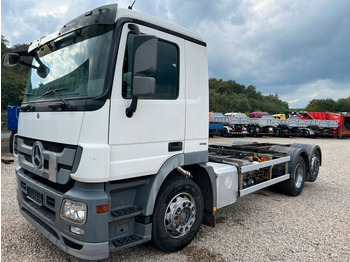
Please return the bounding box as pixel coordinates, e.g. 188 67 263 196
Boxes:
2 0 350 108
1 0 128 45
279 79 350 108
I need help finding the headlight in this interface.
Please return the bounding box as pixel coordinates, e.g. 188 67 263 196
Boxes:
60 199 87 225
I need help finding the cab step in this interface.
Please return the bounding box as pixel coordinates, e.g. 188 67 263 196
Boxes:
111 206 143 221
112 234 143 248
110 234 151 252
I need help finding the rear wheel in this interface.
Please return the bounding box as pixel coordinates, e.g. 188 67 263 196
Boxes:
151 174 204 252
280 156 306 196
248 128 256 137
309 150 320 182
275 129 282 137
305 130 310 137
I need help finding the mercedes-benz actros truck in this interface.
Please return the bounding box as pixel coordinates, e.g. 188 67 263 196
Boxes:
3 4 322 260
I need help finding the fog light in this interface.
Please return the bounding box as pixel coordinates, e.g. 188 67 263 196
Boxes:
70 226 85 235
61 199 87 225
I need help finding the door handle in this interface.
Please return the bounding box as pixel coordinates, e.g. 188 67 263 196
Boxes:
168 142 182 152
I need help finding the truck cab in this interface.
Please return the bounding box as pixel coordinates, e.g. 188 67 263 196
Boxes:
5 5 209 260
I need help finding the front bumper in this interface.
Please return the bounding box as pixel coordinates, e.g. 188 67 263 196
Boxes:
16 166 110 260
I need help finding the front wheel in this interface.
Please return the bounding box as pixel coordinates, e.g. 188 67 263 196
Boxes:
151 174 204 252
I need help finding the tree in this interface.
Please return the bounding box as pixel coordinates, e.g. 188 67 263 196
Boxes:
209 78 289 114
1 36 31 110
306 98 337 112
335 97 350 112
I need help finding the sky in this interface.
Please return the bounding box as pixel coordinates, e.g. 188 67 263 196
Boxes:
2 0 350 108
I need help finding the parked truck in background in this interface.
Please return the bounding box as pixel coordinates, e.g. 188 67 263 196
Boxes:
6 105 20 153
298 112 350 137
3 4 323 260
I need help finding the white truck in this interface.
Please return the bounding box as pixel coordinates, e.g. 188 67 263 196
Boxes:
3 4 322 260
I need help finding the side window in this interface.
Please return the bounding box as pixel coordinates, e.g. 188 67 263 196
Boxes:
122 33 179 99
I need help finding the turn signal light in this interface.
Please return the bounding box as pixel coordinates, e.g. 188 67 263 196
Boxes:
96 205 108 214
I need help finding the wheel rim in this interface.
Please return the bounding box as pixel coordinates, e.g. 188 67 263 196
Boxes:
294 163 304 188
311 153 320 176
164 192 196 238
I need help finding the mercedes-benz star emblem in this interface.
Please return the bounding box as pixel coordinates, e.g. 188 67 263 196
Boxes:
32 141 44 169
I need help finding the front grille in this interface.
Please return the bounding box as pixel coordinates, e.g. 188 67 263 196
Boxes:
22 137 70 153
17 136 79 185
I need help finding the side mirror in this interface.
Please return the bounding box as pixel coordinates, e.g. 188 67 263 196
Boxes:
133 35 158 76
2 53 21 67
37 63 50 78
126 34 158 118
132 76 156 98
132 35 157 98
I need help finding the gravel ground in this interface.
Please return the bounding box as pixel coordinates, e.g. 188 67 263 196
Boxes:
1 136 350 261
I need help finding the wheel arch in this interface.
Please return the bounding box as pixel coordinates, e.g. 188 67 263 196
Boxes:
269 145 309 176
143 154 185 216
142 154 216 227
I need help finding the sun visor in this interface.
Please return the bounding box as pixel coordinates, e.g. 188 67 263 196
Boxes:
28 4 118 53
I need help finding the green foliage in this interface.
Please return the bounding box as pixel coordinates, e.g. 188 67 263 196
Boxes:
209 78 289 114
1 110 8 130
305 97 350 112
1 35 31 110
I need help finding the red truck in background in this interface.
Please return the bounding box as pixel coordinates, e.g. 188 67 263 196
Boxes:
249 112 269 118
299 112 350 137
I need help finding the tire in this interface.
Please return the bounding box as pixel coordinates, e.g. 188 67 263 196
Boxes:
248 128 255 137
151 174 204 252
280 156 306 196
222 128 228 137
305 130 310 137
290 143 321 182
275 129 281 137
309 150 320 182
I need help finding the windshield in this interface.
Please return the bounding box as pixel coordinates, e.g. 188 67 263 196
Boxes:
25 24 114 102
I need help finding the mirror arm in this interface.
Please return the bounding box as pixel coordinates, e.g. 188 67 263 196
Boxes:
125 23 141 118
126 97 138 118
128 24 140 35
19 61 38 69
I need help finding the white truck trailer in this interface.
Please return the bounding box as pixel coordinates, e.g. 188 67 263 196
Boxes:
3 4 322 260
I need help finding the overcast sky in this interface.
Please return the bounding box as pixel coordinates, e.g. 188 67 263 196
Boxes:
2 0 350 108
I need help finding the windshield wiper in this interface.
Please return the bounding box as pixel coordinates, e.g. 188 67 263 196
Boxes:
41 87 67 97
42 88 77 110
21 93 35 111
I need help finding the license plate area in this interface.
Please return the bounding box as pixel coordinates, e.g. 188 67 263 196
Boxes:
27 186 43 206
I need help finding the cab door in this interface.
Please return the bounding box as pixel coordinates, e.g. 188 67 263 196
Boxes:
108 23 185 180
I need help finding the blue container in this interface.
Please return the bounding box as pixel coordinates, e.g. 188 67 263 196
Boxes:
7 105 20 131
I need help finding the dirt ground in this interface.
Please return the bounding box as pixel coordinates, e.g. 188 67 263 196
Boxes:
1 136 350 261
